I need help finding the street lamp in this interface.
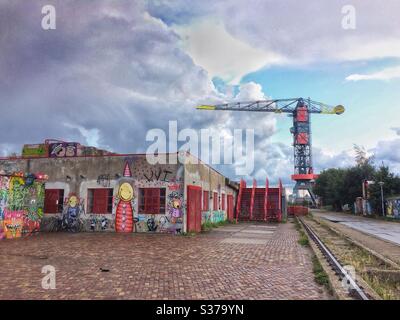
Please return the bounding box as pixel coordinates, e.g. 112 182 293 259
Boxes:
378 181 385 216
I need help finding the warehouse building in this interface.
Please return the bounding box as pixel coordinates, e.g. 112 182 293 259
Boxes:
0 140 238 236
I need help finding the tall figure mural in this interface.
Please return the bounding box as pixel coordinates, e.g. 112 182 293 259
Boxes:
115 162 135 232
62 194 84 232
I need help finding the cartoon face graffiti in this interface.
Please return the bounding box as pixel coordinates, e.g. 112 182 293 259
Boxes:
65 145 76 157
67 195 79 219
168 192 183 224
115 182 134 233
68 195 78 208
118 183 134 201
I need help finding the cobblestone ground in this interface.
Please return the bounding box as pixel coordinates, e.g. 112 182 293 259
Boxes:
0 220 330 300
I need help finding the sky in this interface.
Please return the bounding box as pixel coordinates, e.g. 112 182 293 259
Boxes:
1 0 400 187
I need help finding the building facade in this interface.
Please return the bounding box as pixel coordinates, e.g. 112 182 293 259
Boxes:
0 150 238 235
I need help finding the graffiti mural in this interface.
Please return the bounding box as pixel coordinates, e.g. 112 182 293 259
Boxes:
133 191 184 234
0 173 46 240
89 215 111 231
143 168 173 182
49 142 78 158
22 144 48 158
3 209 24 239
134 213 183 234
115 162 135 232
0 177 9 239
61 194 85 232
201 210 226 224
386 198 400 219
97 174 111 187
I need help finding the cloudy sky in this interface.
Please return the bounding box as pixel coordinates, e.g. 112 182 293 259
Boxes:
1 0 400 186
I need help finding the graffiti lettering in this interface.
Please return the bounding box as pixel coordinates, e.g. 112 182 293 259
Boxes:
49 142 78 158
97 174 111 187
143 168 172 182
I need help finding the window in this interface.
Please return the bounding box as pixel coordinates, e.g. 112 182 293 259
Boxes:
203 190 209 211
139 188 166 214
88 188 113 214
44 189 64 213
213 192 218 211
221 193 226 210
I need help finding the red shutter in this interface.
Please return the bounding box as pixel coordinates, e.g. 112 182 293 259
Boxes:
203 191 209 211
222 194 225 210
44 189 60 213
145 188 160 214
213 192 218 210
93 189 109 213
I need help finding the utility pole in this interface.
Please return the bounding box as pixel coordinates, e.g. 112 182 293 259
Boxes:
378 181 385 216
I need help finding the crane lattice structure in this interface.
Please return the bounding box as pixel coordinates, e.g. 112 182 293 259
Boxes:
196 98 345 206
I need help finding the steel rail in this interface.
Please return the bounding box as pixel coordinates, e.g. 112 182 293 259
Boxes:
298 217 369 300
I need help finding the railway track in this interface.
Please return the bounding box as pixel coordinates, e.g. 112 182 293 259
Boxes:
298 217 370 300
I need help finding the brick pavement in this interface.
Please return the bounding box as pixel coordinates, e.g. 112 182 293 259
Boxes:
0 220 330 300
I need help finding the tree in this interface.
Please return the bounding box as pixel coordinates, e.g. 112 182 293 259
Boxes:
314 168 346 211
313 146 400 214
368 164 400 215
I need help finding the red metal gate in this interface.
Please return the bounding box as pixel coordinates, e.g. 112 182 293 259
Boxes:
187 185 202 232
236 178 283 222
227 194 234 220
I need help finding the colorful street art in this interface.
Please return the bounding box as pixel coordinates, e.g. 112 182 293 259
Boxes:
134 213 183 234
22 144 48 158
3 209 24 239
168 191 183 223
386 198 400 219
115 162 135 232
201 210 226 224
62 194 85 232
0 173 46 240
90 215 110 231
49 142 78 158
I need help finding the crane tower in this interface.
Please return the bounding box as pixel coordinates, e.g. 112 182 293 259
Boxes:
196 98 345 206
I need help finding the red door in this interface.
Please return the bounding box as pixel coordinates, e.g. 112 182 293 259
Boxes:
227 195 234 220
187 186 202 232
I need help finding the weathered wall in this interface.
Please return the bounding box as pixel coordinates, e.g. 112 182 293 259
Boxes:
183 154 237 224
0 155 184 233
0 174 45 240
0 153 238 233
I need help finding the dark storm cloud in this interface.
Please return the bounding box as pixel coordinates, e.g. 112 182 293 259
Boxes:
0 0 223 155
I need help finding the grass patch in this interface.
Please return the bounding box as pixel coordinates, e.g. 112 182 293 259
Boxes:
201 219 232 231
312 216 400 299
180 231 197 237
298 231 309 246
312 255 333 294
293 218 309 246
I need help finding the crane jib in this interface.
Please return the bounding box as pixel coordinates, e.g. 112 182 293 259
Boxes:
195 98 345 207
196 98 345 115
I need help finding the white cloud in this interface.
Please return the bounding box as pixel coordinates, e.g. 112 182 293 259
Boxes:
64 123 102 149
150 0 400 67
172 18 284 84
345 65 400 81
234 82 267 101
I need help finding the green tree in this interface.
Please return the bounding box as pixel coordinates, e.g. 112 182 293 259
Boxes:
314 168 346 211
314 146 400 214
369 164 400 215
